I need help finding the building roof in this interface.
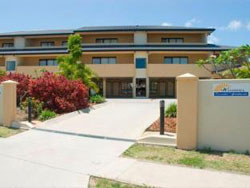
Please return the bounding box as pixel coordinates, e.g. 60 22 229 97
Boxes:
0 29 74 37
75 25 215 33
0 25 215 38
0 44 232 55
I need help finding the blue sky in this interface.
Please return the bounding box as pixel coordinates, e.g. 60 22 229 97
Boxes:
0 0 249 46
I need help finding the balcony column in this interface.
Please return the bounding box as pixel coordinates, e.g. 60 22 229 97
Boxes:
146 77 150 98
132 77 136 98
103 78 106 98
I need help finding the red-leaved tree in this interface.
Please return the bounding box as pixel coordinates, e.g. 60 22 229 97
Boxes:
0 73 31 100
28 72 89 113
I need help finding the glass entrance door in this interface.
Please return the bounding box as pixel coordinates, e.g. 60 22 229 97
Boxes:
136 78 146 97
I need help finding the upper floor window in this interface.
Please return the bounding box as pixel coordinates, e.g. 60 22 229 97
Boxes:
164 57 188 64
39 59 58 66
92 57 116 64
2 43 14 48
96 38 118 44
62 41 68 46
6 61 16 71
40 41 55 47
161 38 184 43
136 58 147 69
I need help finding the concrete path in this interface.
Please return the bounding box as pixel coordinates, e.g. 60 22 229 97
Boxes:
1 99 249 187
0 130 132 187
95 158 250 188
37 99 175 140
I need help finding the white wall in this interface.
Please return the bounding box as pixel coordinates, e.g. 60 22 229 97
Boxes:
197 79 250 153
14 37 26 48
134 32 147 44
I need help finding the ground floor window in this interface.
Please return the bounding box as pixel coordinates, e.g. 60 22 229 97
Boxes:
106 78 133 98
149 78 176 98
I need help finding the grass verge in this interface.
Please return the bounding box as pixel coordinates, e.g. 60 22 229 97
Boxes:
89 176 148 188
123 144 250 175
0 126 24 138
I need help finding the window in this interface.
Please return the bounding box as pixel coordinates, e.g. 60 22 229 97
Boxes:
92 57 116 64
62 41 67 46
136 58 147 69
40 41 55 47
2 43 14 48
6 61 16 71
161 38 184 43
164 57 188 64
39 59 58 66
96 38 118 43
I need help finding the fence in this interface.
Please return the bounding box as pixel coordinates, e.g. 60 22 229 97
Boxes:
177 73 250 153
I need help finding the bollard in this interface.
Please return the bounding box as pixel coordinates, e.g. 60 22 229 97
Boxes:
28 97 32 123
160 100 165 135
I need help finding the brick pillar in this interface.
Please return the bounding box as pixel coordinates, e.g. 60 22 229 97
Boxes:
2 80 18 127
176 73 198 150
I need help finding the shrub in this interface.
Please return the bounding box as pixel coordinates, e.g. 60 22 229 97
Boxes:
0 70 6 77
28 72 89 113
90 94 105 104
165 102 177 118
21 97 43 118
39 110 57 121
0 73 31 101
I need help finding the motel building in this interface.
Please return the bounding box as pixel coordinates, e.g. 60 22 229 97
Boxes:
0 26 231 98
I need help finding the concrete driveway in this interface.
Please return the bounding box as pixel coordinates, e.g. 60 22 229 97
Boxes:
0 99 174 187
37 99 176 140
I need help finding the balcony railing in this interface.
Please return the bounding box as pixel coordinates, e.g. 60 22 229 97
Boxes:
147 64 212 78
87 64 135 77
0 64 136 78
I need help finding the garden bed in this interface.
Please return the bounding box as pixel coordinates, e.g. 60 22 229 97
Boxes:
147 117 176 133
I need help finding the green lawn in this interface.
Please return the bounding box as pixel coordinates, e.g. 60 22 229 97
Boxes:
89 176 147 188
123 144 250 175
0 126 24 138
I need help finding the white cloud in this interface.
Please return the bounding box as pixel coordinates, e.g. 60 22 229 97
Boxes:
184 18 200 27
227 20 242 30
208 34 219 44
161 22 172 26
247 22 250 30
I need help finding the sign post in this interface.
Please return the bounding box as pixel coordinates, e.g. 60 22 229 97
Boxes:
160 100 165 135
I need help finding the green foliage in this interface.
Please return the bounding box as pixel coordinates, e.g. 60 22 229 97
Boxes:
0 126 23 138
196 45 250 78
124 144 250 174
178 156 206 168
90 94 105 104
0 70 6 77
57 34 99 92
38 110 57 121
21 97 43 118
165 102 177 118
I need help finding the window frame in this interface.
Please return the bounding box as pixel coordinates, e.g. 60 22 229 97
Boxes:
164 56 188 64
95 38 118 44
39 59 58 66
135 58 147 69
2 43 14 48
92 57 117 64
61 41 68 46
161 38 184 43
40 41 55 47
